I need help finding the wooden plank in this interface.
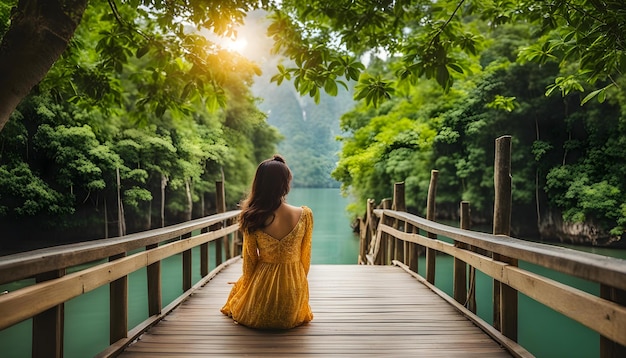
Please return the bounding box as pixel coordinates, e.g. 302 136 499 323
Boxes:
117 263 515 357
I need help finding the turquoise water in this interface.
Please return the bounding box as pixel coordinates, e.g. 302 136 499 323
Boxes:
0 187 624 357
287 188 360 264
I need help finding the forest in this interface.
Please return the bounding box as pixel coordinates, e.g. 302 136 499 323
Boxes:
0 1 625 251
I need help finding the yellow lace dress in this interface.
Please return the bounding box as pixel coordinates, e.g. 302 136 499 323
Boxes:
220 206 314 329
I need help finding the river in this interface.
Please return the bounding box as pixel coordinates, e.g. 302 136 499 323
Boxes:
0 187 624 357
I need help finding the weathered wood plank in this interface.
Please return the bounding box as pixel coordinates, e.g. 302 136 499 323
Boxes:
119 263 516 357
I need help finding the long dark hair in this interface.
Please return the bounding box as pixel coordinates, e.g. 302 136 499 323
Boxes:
239 155 292 233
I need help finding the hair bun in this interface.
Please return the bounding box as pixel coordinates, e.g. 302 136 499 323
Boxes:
272 155 285 163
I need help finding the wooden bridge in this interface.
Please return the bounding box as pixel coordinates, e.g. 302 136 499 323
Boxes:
117 263 517 357
1 136 626 357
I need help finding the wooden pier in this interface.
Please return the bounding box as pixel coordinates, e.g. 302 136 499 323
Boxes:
2 138 626 357
118 262 515 357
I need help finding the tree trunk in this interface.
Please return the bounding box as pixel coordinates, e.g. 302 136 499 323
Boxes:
0 0 88 131
185 178 193 221
146 198 152 230
116 167 126 236
160 174 167 228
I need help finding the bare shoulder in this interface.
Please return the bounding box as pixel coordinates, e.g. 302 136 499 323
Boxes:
285 204 304 218
297 205 313 219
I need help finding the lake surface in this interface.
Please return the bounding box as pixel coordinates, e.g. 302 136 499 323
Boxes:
0 187 624 357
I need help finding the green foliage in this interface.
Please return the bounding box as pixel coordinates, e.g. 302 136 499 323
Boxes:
264 0 625 110
0 1 14 36
3 0 626 243
0 1 282 243
0 162 72 216
333 19 626 239
34 124 120 193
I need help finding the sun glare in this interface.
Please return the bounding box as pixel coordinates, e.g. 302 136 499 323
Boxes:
225 37 248 54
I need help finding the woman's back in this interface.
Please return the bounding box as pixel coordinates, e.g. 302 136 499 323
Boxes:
221 205 314 329
261 204 303 241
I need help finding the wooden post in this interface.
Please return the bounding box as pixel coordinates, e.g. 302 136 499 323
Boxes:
492 135 518 341
392 182 406 211
109 253 128 344
600 285 626 357
32 269 65 358
182 232 192 291
215 181 226 264
364 199 375 264
425 170 439 284
146 243 161 316
200 227 209 277
408 223 418 273
461 201 477 313
392 182 406 262
453 201 469 305
232 218 241 256
380 198 391 264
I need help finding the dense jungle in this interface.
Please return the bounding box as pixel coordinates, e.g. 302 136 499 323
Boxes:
0 1 625 252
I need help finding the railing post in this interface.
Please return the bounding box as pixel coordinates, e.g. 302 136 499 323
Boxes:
462 201 477 313
109 253 128 344
392 182 406 263
492 135 518 341
600 285 626 357
146 243 161 316
408 223 418 273
215 180 226 264
182 232 192 291
425 170 439 284
380 198 392 264
231 217 242 256
32 269 65 358
363 199 375 264
453 201 469 305
200 227 210 277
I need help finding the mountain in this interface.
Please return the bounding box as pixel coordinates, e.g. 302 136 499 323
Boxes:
236 11 356 188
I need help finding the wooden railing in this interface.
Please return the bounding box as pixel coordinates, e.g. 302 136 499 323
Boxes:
359 136 626 358
0 182 241 358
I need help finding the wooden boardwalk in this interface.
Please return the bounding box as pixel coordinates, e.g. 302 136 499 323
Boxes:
119 262 513 357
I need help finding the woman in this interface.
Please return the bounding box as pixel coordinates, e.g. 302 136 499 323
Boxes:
221 155 314 329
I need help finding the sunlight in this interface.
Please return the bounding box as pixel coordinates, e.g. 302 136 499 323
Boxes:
225 37 248 54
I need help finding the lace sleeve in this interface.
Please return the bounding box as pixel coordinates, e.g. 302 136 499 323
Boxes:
301 207 313 276
240 231 258 285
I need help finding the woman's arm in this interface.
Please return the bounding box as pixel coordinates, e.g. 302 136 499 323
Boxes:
301 207 313 276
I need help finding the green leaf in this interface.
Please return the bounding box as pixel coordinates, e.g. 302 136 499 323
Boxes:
136 45 150 58
324 78 338 96
581 84 613 105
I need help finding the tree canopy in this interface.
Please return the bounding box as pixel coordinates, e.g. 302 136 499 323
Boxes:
0 1 281 250
1 1 625 131
1 0 625 246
